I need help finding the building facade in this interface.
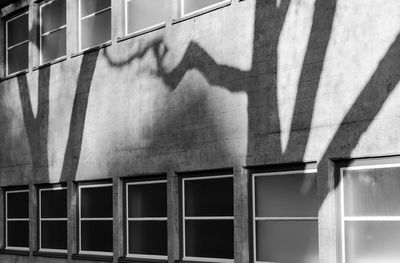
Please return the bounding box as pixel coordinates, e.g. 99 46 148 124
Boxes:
1 0 400 262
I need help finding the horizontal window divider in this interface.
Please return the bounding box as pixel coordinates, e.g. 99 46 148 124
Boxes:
6 218 29 221
7 40 29 50
78 250 113 256
124 22 166 40
253 169 317 177
125 254 168 260
127 217 167 221
254 217 318 221
5 246 29 251
80 6 111 21
182 256 234 263
40 218 68 221
184 216 234 220
79 183 113 189
41 25 66 36
126 180 166 186
72 252 113 262
80 217 113 221
173 0 231 24
37 248 68 254
183 174 233 182
341 162 400 172
6 189 29 194
344 216 400 221
39 186 67 192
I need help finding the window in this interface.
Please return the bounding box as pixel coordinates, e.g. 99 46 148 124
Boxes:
339 162 400 263
79 0 111 50
252 169 319 263
179 0 230 17
5 189 29 250
5 11 29 75
79 183 113 255
125 180 167 259
182 175 234 262
39 186 67 252
124 0 166 36
40 0 66 63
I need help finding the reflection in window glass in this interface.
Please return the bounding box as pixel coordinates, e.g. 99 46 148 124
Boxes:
39 187 67 252
253 170 319 263
126 0 166 35
182 0 228 16
126 180 167 258
6 12 29 75
79 0 111 50
6 190 29 249
79 184 113 255
40 0 66 63
183 175 234 261
341 164 400 263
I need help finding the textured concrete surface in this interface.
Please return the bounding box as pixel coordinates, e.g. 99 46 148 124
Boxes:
1 0 400 262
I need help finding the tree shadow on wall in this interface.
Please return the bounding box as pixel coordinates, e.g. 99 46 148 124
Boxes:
105 0 400 202
16 51 99 183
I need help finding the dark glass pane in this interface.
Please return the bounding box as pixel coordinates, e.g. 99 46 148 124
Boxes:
183 0 224 15
41 188 67 218
41 221 67 250
128 221 167 255
343 167 400 216
7 43 29 75
7 221 29 248
81 220 113 252
80 0 111 17
7 13 28 47
7 191 29 219
41 28 66 63
127 183 167 218
41 0 66 33
80 9 111 50
255 220 319 263
184 177 233 217
81 185 112 218
345 221 400 262
185 220 233 259
127 0 166 34
255 173 319 217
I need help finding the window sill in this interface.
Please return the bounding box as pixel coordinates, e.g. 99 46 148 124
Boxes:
71 41 112 58
33 56 67 71
0 69 29 83
72 253 113 262
33 251 68 259
117 23 166 43
172 0 231 24
119 257 168 263
0 249 30 256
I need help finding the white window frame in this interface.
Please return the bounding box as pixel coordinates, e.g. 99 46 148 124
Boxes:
78 0 111 51
125 180 167 260
5 189 30 251
339 162 400 263
124 0 166 37
39 0 67 64
38 186 68 253
5 11 29 76
179 0 230 18
78 183 113 256
252 169 318 263
182 174 234 263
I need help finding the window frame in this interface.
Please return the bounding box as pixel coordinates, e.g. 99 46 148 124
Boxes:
5 189 30 251
182 174 234 263
78 183 113 256
338 162 400 263
252 169 318 263
38 186 68 253
5 11 29 76
124 0 166 37
179 0 231 19
39 0 67 65
78 0 111 51
125 179 168 260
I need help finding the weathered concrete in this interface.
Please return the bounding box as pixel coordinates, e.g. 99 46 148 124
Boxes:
0 0 400 262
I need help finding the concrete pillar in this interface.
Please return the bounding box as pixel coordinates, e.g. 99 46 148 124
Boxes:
29 184 38 258
113 177 124 262
67 181 78 262
234 165 249 263
167 169 180 263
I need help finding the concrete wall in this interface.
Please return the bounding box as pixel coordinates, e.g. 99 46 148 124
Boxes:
1 0 400 262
